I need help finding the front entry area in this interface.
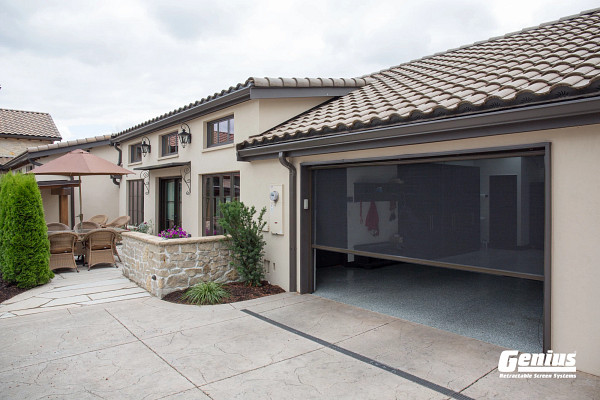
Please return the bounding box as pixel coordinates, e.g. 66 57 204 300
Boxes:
303 146 549 352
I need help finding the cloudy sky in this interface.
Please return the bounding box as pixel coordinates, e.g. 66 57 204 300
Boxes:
1 0 599 141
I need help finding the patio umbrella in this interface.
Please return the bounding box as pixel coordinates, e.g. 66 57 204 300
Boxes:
31 149 134 223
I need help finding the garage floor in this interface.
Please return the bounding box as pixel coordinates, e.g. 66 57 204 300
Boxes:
315 262 543 352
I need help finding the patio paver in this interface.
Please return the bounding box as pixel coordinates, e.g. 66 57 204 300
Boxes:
1 267 598 399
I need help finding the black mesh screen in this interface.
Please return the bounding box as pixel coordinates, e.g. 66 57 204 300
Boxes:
313 155 545 278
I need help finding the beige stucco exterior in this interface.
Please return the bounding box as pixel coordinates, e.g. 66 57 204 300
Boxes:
115 92 600 375
117 96 328 289
0 138 53 158
263 123 599 376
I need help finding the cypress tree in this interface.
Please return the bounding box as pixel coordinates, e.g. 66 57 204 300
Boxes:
0 172 53 288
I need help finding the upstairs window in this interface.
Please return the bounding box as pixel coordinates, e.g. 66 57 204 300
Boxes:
207 116 234 147
161 132 178 157
130 143 142 163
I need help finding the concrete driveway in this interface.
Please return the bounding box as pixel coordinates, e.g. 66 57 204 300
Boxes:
0 270 598 399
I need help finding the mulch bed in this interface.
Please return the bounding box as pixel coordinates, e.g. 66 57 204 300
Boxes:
0 274 29 304
162 281 285 305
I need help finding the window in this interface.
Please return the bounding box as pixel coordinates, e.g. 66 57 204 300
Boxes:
207 116 234 147
127 180 144 226
161 132 178 156
130 143 142 163
203 172 240 236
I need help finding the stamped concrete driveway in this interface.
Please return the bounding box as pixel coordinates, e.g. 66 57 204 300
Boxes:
1 270 599 399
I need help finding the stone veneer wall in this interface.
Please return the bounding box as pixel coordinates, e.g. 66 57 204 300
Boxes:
120 231 236 298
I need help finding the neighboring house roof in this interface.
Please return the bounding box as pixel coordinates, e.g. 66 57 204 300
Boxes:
0 108 62 140
2 134 112 170
240 8 600 153
112 76 372 143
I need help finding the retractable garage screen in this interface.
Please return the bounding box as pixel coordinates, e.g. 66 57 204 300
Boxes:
313 153 545 280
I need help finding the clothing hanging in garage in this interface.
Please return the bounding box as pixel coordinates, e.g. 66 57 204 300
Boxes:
365 201 380 236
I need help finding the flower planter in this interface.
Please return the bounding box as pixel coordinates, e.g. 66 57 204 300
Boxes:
120 231 236 298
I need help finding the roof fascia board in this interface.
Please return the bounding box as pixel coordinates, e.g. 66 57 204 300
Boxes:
249 87 359 99
237 96 600 160
0 133 58 141
112 87 252 144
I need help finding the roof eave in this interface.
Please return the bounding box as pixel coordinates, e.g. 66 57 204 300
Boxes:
111 87 252 144
0 133 60 141
237 95 600 161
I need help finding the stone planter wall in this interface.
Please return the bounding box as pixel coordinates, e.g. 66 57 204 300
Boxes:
120 232 236 298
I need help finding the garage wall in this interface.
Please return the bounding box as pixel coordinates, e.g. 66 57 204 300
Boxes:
283 123 600 376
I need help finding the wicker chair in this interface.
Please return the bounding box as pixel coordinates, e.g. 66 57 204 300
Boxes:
48 232 79 272
47 222 71 232
82 228 118 270
74 221 100 259
86 214 108 226
74 221 101 233
105 215 131 229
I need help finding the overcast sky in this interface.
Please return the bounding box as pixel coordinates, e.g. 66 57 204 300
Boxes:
1 0 599 141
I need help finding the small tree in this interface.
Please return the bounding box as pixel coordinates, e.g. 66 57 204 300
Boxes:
218 201 267 286
0 172 53 288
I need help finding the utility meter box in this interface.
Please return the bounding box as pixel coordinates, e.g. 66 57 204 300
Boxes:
269 184 283 235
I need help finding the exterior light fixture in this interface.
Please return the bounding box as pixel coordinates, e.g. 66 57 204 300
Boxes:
140 136 151 156
178 123 192 148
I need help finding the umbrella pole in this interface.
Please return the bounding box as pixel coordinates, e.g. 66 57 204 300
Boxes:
78 175 84 224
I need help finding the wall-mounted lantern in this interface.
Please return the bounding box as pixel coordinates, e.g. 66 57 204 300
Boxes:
140 136 151 156
178 123 192 148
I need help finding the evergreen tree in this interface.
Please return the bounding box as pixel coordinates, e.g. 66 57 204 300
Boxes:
0 172 53 288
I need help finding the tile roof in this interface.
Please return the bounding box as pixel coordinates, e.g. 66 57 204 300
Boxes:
0 108 62 139
115 77 372 137
25 134 111 153
242 8 600 148
0 156 13 166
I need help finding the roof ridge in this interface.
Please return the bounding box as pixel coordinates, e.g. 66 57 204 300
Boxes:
364 8 600 80
0 108 52 116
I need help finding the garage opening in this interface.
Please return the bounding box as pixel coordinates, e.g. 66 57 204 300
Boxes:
309 149 547 352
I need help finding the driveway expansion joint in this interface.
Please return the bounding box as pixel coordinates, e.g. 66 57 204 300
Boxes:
241 308 476 400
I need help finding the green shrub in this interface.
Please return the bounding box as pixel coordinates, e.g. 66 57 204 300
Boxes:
182 281 230 305
218 201 267 286
0 172 53 288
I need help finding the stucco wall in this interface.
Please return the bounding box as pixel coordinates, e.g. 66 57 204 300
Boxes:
117 97 328 289
288 123 600 375
0 138 53 157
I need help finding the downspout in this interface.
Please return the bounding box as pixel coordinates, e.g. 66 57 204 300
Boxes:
278 152 297 293
110 141 122 186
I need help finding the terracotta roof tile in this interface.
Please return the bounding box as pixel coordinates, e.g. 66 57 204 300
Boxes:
244 8 600 148
0 108 61 139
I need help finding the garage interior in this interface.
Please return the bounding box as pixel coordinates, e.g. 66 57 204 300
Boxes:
310 151 546 352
